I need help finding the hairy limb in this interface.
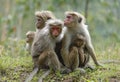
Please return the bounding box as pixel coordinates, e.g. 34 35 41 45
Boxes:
86 44 100 66
69 47 79 71
24 67 39 82
47 51 61 71
38 70 50 82
38 51 49 68
61 35 70 67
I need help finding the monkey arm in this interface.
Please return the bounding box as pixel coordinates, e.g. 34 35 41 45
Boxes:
81 27 100 66
85 39 100 66
61 35 70 67
31 35 49 57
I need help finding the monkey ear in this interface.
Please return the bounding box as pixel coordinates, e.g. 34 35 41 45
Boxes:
78 17 82 23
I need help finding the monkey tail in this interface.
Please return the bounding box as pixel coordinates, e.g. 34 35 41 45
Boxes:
100 60 120 64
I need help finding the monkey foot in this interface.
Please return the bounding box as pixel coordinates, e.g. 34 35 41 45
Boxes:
85 64 95 70
74 68 86 74
60 68 72 74
96 62 104 67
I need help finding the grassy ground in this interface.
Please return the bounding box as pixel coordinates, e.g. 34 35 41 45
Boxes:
0 38 120 82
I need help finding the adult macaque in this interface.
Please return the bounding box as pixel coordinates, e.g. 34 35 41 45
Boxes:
35 10 55 30
25 19 66 82
25 31 35 53
25 10 55 54
61 11 100 71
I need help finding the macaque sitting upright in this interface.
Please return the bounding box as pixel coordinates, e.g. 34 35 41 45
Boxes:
61 11 100 71
25 19 67 82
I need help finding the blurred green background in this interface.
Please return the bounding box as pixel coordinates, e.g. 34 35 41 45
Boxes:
0 0 120 42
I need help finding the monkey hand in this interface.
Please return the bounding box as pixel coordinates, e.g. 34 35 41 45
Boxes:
60 68 72 74
74 68 86 74
95 62 104 68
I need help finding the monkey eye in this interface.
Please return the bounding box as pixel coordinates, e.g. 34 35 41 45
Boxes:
47 17 51 20
37 18 42 22
27 35 30 38
49 24 54 27
66 15 72 19
51 27 60 30
36 17 43 22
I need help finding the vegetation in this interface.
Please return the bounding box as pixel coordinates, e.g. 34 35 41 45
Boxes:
0 0 120 82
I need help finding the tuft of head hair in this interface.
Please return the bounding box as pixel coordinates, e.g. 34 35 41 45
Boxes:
35 10 55 21
26 31 35 36
65 11 86 24
46 19 64 28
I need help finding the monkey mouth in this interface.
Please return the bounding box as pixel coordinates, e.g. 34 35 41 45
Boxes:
54 34 59 37
64 21 70 26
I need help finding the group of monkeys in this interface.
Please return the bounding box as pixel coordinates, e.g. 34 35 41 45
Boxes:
25 10 101 82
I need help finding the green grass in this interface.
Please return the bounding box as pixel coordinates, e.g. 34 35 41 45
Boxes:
0 38 120 82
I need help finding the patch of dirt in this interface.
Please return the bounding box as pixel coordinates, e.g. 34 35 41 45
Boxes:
109 76 120 82
109 78 120 82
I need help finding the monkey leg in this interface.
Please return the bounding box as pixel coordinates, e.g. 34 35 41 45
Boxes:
78 50 85 66
47 51 61 71
32 56 40 69
38 70 50 82
79 51 94 70
69 47 79 71
78 49 89 67
24 67 39 82
38 51 50 69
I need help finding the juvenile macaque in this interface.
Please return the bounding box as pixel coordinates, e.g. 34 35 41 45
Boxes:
61 11 100 71
35 10 55 30
25 19 66 82
25 31 35 53
70 34 89 68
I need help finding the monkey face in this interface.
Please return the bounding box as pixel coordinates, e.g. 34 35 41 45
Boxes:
35 17 45 29
50 25 61 38
26 32 35 43
26 36 33 43
64 14 78 28
64 15 73 24
75 39 85 47
74 34 86 47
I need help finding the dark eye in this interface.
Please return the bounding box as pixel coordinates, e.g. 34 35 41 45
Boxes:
49 24 53 27
38 19 41 21
27 35 30 38
66 15 71 19
47 17 51 20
